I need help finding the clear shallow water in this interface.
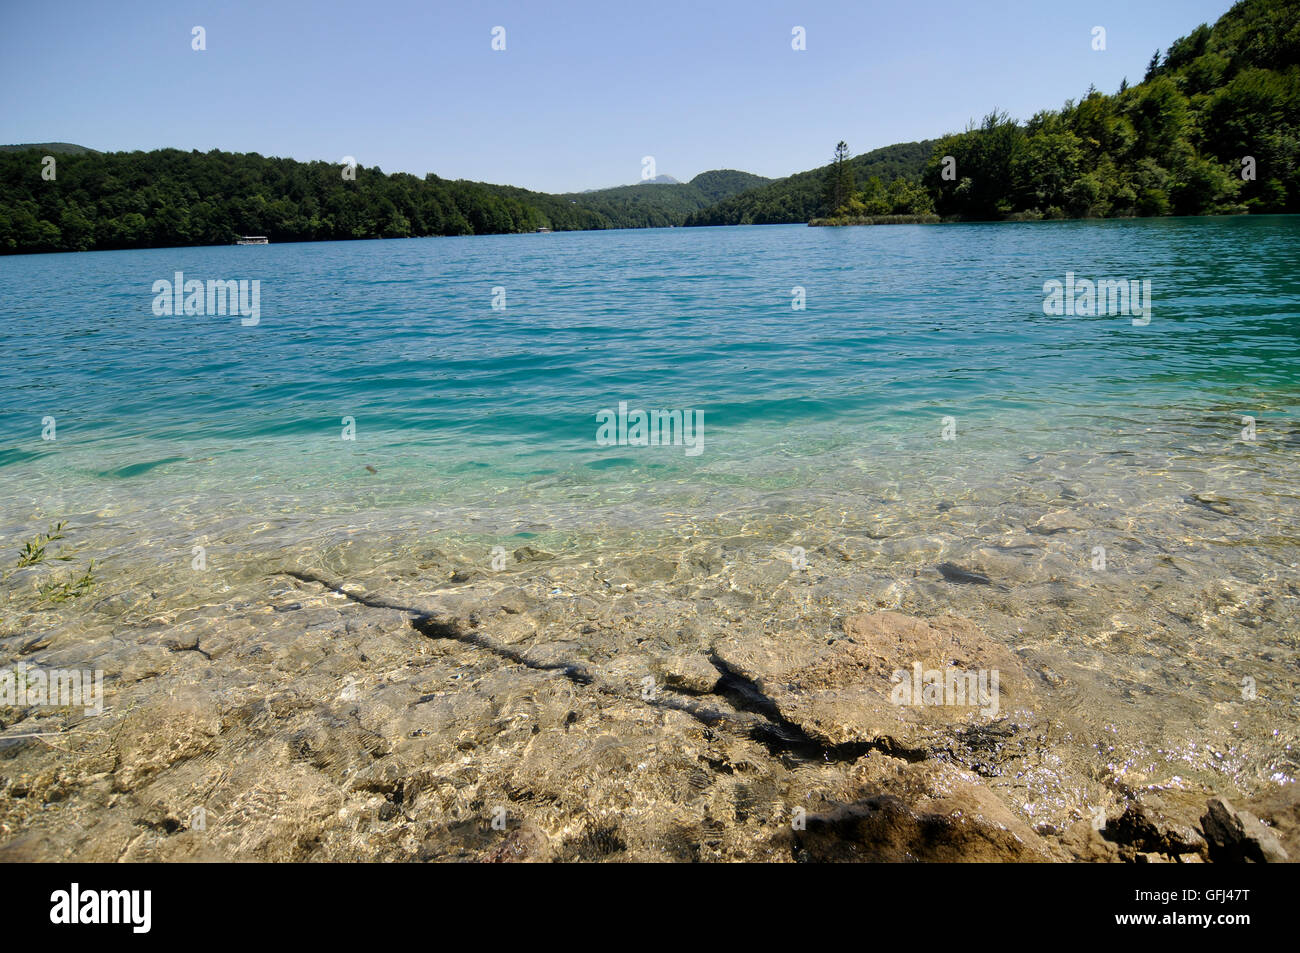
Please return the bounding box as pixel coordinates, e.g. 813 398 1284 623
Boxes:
2 218 1299 803
1 217 1297 499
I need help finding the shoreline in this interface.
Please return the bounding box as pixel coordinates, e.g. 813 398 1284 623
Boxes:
809 214 943 226
3 211 1294 258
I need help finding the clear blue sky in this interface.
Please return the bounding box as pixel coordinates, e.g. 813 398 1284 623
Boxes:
1 0 1233 193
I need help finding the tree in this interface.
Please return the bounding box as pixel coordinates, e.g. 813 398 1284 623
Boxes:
1145 50 1161 81
822 141 855 215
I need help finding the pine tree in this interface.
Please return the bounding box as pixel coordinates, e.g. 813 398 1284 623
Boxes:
823 141 855 215
1145 50 1161 81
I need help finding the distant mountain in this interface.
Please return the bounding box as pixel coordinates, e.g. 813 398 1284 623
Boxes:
0 142 98 155
484 180 711 230
577 174 682 192
478 168 771 230
687 169 772 203
684 141 937 226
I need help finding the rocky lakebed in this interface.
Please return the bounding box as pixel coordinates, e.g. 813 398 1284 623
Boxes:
1 499 1296 863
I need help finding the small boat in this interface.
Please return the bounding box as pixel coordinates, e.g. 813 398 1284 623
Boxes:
235 235 269 245
535 227 551 233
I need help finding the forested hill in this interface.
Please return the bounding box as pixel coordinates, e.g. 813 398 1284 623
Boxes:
478 170 772 231
920 0 1300 219
0 147 770 253
0 149 544 252
683 141 937 226
692 0 1298 225
0 142 99 155
687 170 772 202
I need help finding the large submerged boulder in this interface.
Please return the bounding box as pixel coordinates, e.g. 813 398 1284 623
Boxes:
712 610 1036 752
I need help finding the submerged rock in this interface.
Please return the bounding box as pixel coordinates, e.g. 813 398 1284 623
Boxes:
482 819 552 863
652 653 720 695
512 546 554 563
1201 796 1290 863
795 789 1052 862
713 611 1034 753
1103 798 1207 860
935 562 995 585
792 753 1062 861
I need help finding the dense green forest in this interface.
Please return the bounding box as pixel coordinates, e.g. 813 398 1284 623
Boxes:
0 148 546 252
1 0 1295 253
0 148 771 253
918 0 1299 219
682 140 937 226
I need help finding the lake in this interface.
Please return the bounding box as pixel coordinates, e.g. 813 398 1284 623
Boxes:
1 217 1298 855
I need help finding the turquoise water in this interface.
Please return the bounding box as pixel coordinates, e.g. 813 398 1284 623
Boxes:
2 217 1299 797
1 217 1296 509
